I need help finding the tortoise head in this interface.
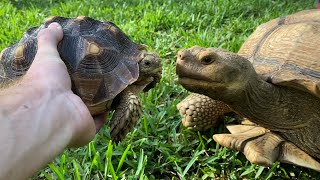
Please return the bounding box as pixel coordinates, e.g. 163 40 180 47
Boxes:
176 46 256 102
131 52 162 92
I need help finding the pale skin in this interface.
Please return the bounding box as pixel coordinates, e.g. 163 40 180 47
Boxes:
0 23 106 179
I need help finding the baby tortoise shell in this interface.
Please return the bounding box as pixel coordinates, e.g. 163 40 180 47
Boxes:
0 16 162 142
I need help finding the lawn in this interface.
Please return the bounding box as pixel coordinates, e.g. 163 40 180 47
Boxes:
1 0 319 179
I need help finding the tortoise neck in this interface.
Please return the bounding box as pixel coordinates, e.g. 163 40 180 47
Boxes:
227 76 320 160
229 78 277 127
228 77 318 131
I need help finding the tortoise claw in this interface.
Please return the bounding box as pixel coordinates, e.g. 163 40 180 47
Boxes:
279 141 320 172
226 124 268 134
213 125 275 166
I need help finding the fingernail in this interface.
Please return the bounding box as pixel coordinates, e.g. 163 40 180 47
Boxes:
48 22 62 29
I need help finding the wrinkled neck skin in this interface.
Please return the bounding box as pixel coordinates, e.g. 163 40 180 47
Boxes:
220 76 320 131
207 75 320 160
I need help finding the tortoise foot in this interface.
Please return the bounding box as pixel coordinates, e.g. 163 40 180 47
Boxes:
213 124 320 172
177 93 230 131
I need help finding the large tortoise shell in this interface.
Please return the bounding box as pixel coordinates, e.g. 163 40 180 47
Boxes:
0 16 145 109
238 9 320 98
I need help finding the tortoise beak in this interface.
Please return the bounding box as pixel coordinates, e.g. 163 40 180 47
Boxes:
143 67 162 92
176 63 214 83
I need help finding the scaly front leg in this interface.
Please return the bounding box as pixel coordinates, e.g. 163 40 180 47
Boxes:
109 90 142 142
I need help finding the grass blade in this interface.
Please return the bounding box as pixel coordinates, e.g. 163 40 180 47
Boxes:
40 170 53 180
255 166 265 179
143 116 149 136
59 154 66 176
48 163 64 180
240 164 255 177
135 149 145 176
182 150 204 176
108 159 117 180
174 161 185 180
105 140 117 180
265 162 279 180
72 160 81 180
116 144 131 173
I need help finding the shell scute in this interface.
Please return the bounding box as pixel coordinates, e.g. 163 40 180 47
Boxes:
0 16 144 111
238 9 320 98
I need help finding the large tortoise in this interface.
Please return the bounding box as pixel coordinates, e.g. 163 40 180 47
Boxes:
0 16 162 142
176 9 320 171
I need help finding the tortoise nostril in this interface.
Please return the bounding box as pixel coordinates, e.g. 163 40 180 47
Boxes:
178 51 186 60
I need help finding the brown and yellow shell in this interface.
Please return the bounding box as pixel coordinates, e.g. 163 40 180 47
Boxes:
239 9 320 98
0 16 146 114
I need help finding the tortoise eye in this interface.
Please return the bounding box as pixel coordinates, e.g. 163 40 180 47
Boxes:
200 56 214 65
144 60 151 66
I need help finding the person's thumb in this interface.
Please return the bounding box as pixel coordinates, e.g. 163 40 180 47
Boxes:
35 22 63 62
26 22 71 89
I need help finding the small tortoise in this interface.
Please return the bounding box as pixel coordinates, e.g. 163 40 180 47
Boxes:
0 16 162 142
176 9 320 171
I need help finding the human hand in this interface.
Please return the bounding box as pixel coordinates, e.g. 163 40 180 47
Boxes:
25 22 107 147
0 22 108 179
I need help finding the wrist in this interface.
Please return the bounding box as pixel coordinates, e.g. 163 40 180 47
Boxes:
0 79 73 179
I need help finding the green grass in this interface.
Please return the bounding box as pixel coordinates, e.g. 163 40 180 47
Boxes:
1 0 320 179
